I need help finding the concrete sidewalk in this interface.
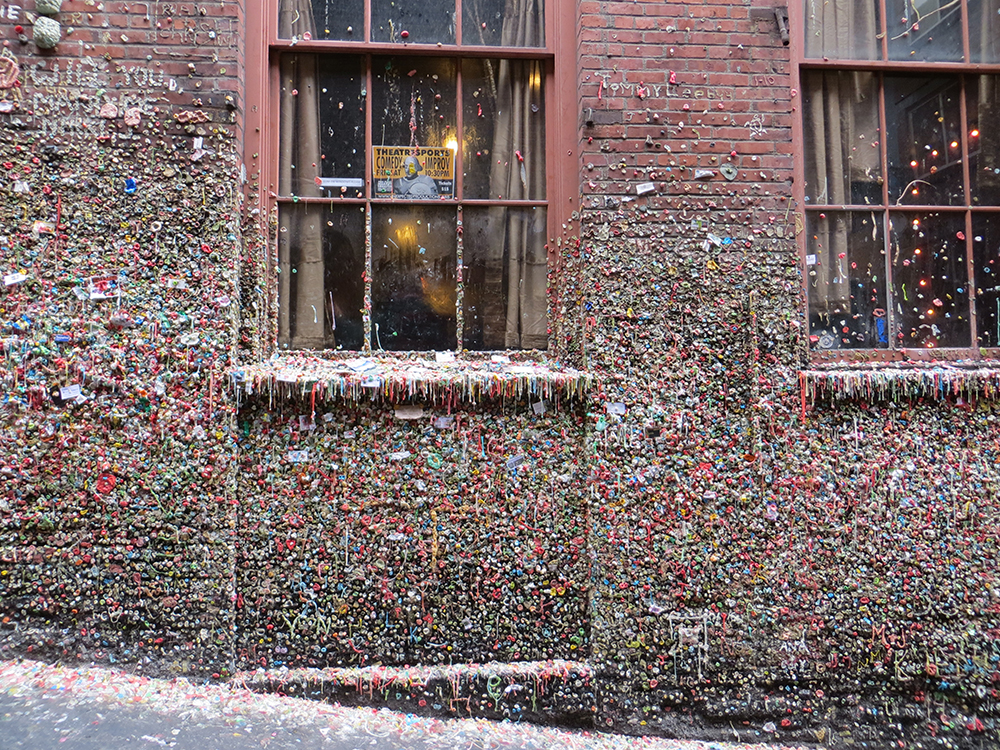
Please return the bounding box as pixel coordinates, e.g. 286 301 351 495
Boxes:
0 659 812 750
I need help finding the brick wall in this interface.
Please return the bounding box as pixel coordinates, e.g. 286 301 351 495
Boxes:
0 0 244 679
576 2 1000 749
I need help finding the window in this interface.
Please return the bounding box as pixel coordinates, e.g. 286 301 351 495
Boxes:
247 0 574 354
795 1 1000 358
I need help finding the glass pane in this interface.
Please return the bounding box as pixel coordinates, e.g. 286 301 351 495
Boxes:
463 59 546 201
887 0 964 61
804 0 881 60
970 75 1000 206
973 214 1000 346
463 207 548 350
802 71 881 206
807 211 889 350
372 57 457 193
278 0 363 40
970 0 1000 63
372 0 456 44
279 55 366 198
890 211 971 348
886 75 964 206
463 0 545 47
278 204 366 351
371 206 457 350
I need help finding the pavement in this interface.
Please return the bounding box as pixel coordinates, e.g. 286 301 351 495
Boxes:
0 658 808 750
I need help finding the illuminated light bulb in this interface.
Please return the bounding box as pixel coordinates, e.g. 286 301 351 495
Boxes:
914 248 922 254
931 150 939 157
446 138 458 151
950 141 959 149
971 129 980 138
910 160 919 168
920 279 927 286
912 188 919 195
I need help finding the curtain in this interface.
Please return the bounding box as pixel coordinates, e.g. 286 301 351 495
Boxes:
978 1 1000 64
803 69 880 316
278 1 329 349
481 0 547 349
802 3 880 318
804 0 879 60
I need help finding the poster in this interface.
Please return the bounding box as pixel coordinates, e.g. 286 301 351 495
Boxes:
373 146 455 198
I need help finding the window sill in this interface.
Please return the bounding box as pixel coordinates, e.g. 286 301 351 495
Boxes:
231 352 592 404
801 360 1000 402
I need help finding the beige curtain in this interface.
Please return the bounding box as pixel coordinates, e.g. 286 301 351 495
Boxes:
975 0 1000 63
480 0 547 349
803 67 880 316
278 1 329 349
804 0 879 60
801 0 879 315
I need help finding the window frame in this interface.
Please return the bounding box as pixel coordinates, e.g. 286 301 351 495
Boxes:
790 0 1000 364
244 0 579 355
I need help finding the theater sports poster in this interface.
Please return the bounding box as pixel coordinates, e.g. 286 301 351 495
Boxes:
373 146 455 198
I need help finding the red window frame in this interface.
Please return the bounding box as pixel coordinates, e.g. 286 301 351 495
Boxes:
243 0 579 354
790 0 1000 364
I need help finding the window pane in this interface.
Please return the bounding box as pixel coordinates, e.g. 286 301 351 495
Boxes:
463 207 548 350
970 0 1000 63
886 75 964 206
804 0 881 60
887 0 964 61
372 57 457 177
807 211 888 350
970 75 1000 205
802 71 881 206
974 214 1000 346
462 59 546 201
279 55 366 198
371 0 456 44
890 211 971 348
371 206 457 350
278 0 363 40
463 0 545 47
278 204 366 351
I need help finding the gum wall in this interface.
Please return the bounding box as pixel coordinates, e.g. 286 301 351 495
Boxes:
1 2 1000 749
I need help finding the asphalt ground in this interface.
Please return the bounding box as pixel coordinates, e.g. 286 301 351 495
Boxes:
0 659 810 750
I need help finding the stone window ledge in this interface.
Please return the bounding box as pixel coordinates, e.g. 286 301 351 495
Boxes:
231 353 592 405
801 361 1000 402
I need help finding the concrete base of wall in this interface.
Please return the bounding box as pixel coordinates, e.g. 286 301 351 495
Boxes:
231 660 597 729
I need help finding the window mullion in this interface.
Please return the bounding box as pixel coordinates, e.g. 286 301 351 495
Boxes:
365 54 373 202
363 52 374 353
456 205 464 351
364 0 372 44
877 0 889 61
878 72 895 350
364 203 373 354
965 209 976 347
960 75 977 348
455 60 464 201
961 0 971 64
455 0 462 46
454 51 465 351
